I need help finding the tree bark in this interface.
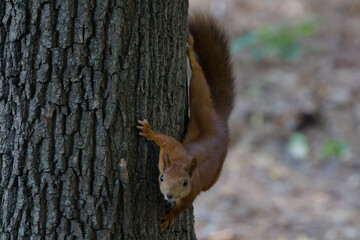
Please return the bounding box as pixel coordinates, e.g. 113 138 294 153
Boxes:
0 0 195 239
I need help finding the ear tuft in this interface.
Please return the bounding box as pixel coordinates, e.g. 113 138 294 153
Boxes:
162 151 172 169
188 158 197 176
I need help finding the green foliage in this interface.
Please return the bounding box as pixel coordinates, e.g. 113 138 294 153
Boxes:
231 20 316 61
287 132 309 160
321 140 350 159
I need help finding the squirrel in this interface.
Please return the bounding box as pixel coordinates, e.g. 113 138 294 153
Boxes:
137 14 234 231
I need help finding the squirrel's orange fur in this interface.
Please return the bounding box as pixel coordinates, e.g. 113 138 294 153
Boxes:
137 14 234 231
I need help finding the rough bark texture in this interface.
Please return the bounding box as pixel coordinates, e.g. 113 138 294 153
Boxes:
0 0 194 239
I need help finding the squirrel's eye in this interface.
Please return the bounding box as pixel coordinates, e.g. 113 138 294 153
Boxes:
183 179 188 187
160 175 164 182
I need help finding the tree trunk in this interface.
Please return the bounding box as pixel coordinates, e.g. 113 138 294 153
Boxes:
0 0 195 239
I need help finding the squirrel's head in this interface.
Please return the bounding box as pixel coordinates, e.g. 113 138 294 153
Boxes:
158 152 197 202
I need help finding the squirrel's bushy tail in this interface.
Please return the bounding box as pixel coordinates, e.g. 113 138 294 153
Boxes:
189 14 234 120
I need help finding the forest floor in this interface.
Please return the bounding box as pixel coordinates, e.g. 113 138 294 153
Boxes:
191 0 360 239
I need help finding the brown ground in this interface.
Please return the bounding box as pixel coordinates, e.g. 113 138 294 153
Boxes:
190 0 360 239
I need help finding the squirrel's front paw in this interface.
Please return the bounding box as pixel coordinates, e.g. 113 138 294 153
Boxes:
137 119 152 139
160 213 175 231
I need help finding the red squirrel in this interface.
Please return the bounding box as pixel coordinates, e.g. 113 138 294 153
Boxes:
137 14 234 231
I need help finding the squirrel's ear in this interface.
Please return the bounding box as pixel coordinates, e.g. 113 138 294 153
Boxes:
161 151 172 170
185 158 197 176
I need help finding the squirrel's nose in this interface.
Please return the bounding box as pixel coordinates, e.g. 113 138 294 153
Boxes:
166 194 173 199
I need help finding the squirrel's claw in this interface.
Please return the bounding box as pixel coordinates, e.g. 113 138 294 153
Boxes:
160 213 175 231
137 119 152 138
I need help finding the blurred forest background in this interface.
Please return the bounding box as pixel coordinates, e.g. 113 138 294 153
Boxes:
189 0 360 239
